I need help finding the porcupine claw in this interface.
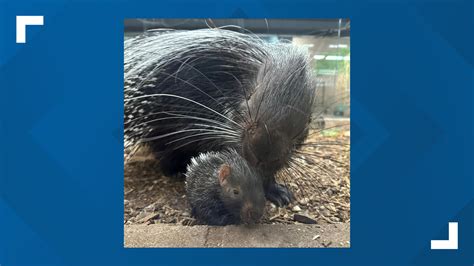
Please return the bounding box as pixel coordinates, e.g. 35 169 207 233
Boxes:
265 182 294 207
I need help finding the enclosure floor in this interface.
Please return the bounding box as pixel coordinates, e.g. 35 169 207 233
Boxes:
124 223 350 248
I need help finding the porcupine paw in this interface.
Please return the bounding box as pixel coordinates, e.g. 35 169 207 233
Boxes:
265 183 294 207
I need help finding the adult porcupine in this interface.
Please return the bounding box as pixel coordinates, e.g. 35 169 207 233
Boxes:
124 28 315 206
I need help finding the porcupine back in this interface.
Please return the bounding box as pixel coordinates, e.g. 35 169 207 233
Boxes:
124 29 267 167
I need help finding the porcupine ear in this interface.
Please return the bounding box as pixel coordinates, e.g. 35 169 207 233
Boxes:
218 164 231 186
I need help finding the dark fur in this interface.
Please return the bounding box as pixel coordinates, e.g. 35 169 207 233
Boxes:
185 150 265 225
124 29 315 206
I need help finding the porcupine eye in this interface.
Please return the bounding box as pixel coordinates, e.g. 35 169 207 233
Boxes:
233 189 240 195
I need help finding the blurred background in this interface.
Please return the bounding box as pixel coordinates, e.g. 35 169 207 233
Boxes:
124 19 350 118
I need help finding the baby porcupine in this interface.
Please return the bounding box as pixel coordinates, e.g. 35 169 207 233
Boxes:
185 149 265 225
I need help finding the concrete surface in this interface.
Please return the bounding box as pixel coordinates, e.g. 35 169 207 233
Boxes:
124 223 350 248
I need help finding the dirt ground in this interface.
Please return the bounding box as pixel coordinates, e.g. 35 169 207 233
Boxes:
125 223 350 248
124 128 350 226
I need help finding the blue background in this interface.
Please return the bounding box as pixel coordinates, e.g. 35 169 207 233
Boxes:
0 0 473 265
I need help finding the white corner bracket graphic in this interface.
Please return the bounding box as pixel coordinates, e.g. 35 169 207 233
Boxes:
431 222 458 250
16 16 44 43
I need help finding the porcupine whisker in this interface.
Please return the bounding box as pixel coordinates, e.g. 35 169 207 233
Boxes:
263 122 272 144
288 159 316 176
300 141 350 146
150 93 247 114
153 128 239 142
126 100 237 130
204 18 215 29
300 141 351 147
220 139 241 146
172 136 239 151
168 128 239 139
136 129 224 143
276 168 293 198
299 145 349 150
126 115 237 135
216 25 263 42
138 128 238 143
310 94 350 118
172 56 225 96
205 70 254 123
254 82 268 123
158 103 247 125
291 153 346 179
294 151 349 167
286 161 322 195
288 154 319 173
288 156 324 188
182 123 239 136
191 125 239 137
285 162 304 189
141 99 245 118
289 166 312 202
153 111 236 131
282 163 309 200
299 148 351 155
158 71 228 110
170 55 194 84
312 97 350 113
291 124 311 142
298 154 349 168
171 58 250 124
125 108 228 125
160 113 239 134
130 124 237 141
283 105 310 117
312 92 350 108
280 168 299 200
287 160 324 191
126 124 239 142
281 64 309 89
264 19 270 34
165 132 239 146
125 94 242 129
307 124 350 135
304 160 342 181
196 63 255 71
148 97 247 122
167 137 241 148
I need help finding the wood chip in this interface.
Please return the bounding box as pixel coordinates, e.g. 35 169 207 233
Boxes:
138 212 159 224
293 214 317 224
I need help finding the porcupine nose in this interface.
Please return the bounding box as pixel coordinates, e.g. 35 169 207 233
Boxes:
246 123 287 168
241 202 262 224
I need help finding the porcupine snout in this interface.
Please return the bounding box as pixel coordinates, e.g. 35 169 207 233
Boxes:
240 201 263 224
242 121 291 174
